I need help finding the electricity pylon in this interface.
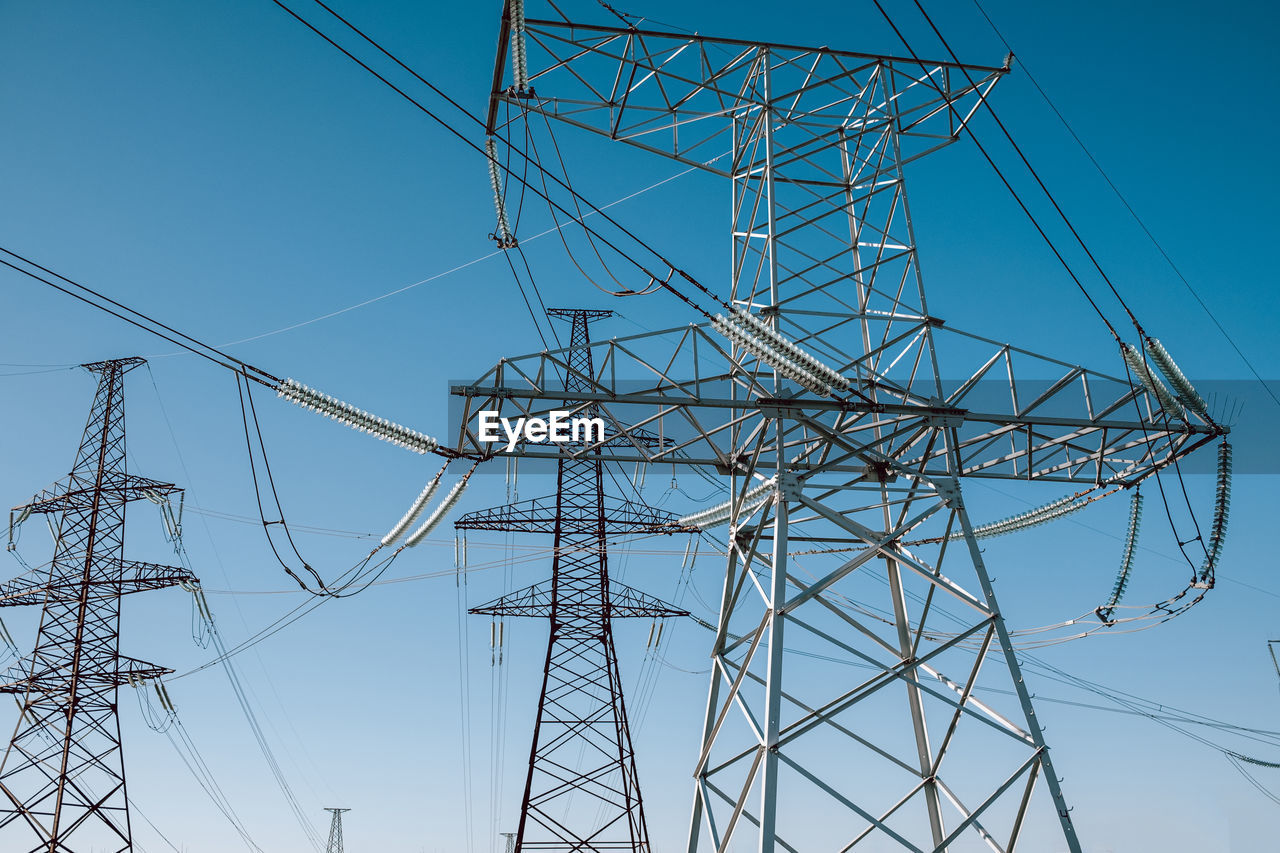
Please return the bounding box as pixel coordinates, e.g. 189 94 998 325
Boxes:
325 807 350 853
0 357 196 852
459 309 689 852
449 5 1226 850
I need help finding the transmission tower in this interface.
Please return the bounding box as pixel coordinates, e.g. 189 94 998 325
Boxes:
325 807 350 853
0 357 196 852
459 309 689 852
448 4 1227 850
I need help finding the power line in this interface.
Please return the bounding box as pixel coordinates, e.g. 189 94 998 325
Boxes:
970 0 1280 411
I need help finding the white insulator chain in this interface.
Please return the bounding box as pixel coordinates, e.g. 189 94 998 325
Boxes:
732 309 852 392
1121 343 1183 419
1197 441 1232 585
381 469 445 547
678 477 776 530
1097 491 1143 623
7 506 31 551
961 492 1092 540
485 137 516 247
1144 338 1209 420
277 379 438 455
509 0 529 91
716 308 844 394
405 473 473 548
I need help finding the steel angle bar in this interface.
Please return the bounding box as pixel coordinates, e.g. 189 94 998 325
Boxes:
933 752 1041 851
933 777 1005 853
776 751 928 852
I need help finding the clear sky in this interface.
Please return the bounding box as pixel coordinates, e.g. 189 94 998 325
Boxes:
1 1 1278 851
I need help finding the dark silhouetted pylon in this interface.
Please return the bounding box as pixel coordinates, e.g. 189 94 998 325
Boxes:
0 357 195 852
460 310 688 852
324 807 350 853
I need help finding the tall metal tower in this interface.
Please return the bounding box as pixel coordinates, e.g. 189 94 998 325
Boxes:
0 357 196 853
450 5 1226 850
325 807 350 853
459 309 689 852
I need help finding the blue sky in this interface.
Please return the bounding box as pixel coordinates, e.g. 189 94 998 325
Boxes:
1 1 1278 851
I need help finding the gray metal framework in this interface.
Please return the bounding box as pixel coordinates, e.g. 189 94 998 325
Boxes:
325 807 350 853
0 358 195 853
460 309 689 852
449 5 1225 851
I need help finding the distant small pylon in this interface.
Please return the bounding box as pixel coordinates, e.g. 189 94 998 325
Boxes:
501 832 517 853
324 807 350 853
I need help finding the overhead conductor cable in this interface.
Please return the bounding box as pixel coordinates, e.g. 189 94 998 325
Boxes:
277 378 438 454
960 492 1093 540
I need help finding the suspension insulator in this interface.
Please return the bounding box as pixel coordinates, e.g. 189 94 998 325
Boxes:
962 492 1092 541
277 379 438 455
1096 491 1143 624
1144 338 1209 420
1121 342 1183 419
678 477 775 530
381 470 444 547
732 308 851 392
485 137 516 247
406 474 472 547
510 0 529 90
1197 441 1232 586
712 313 835 396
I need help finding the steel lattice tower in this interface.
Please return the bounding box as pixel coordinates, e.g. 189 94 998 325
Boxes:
0 357 196 852
459 309 689 852
449 4 1226 850
324 807 350 853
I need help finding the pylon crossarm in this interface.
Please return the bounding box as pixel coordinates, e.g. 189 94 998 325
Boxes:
0 562 197 607
17 477 181 515
490 17 1006 169
449 322 1220 486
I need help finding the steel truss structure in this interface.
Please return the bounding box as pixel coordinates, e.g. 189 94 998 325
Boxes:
461 309 690 852
325 807 350 853
448 5 1226 851
0 357 196 853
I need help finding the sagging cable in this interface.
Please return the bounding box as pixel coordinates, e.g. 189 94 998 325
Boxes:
1121 343 1183 419
510 0 529 91
678 477 776 530
405 469 475 548
485 137 517 248
277 378 438 454
381 466 446 547
1096 490 1143 624
1197 441 1232 587
1144 337 1209 420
